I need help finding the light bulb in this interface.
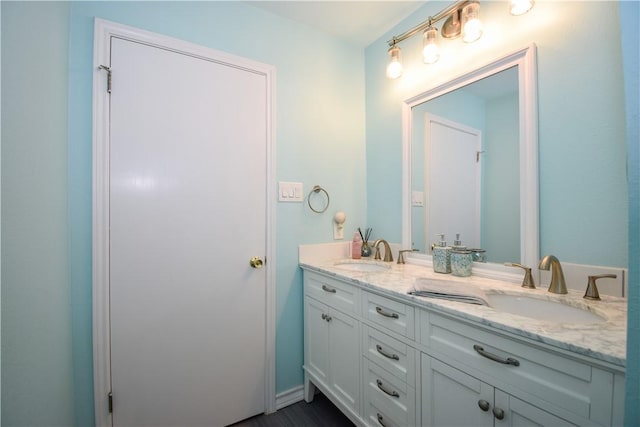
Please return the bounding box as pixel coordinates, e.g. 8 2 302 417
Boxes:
386 46 403 79
422 27 440 64
461 2 483 43
510 0 534 16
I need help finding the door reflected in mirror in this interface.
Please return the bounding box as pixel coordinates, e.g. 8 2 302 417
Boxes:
411 67 520 263
402 44 539 272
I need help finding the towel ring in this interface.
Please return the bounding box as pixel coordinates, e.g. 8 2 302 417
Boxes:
308 185 330 213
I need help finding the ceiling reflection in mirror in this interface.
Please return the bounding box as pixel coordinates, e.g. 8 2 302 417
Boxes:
410 67 520 264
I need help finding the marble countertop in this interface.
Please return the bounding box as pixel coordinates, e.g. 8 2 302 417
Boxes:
300 258 627 368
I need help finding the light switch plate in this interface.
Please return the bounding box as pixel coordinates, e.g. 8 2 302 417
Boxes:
279 181 303 202
412 191 424 207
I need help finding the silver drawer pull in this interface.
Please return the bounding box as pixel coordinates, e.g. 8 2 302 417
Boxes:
375 306 399 319
376 379 399 398
473 344 520 367
322 284 336 293
376 344 400 361
376 413 387 427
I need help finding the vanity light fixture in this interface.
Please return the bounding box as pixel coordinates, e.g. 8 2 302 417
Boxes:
509 0 534 16
386 0 533 79
461 2 483 43
422 25 440 64
386 45 403 79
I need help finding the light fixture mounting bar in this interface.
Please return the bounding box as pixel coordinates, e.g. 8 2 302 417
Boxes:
387 0 472 47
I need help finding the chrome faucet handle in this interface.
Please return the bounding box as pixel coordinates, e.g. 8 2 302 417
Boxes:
504 263 536 289
397 249 419 264
584 274 617 300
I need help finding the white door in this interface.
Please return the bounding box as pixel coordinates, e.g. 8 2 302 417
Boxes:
108 36 269 427
424 114 481 249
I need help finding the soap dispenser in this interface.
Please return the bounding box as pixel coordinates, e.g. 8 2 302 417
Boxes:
432 234 451 274
451 233 466 251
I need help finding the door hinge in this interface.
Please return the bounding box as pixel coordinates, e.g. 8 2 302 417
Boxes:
108 391 113 413
98 65 112 93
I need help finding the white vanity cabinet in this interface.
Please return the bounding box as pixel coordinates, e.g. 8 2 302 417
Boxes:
422 355 578 426
303 272 361 420
361 295 419 427
421 311 622 426
301 267 625 427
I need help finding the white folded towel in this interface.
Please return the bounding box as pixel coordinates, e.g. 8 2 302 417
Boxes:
408 277 489 306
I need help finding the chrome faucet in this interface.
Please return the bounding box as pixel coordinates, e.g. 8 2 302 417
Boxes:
373 239 393 262
538 255 567 294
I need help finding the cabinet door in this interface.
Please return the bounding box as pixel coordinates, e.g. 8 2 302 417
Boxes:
328 308 360 414
494 390 578 427
422 355 493 427
304 298 330 385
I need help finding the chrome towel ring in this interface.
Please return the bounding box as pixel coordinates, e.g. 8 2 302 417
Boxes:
308 185 330 213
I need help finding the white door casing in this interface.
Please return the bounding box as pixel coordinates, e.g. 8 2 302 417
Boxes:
92 19 276 427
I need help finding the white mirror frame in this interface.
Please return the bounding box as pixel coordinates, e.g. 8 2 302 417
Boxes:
402 44 539 280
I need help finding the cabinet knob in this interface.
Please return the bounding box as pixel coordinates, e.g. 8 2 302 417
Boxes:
478 399 490 412
493 407 505 420
325 315 332 322
321 313 326 320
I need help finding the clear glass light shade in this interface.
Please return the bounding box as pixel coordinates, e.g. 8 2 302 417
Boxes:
461 2 483 43
422 27 440 64
509 0 534 15
386 46 403 79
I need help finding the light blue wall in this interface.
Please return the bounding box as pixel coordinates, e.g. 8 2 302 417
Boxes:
1 2 74 426
3 1 365 425
366 1 628 268
620 2 639 425
484 92 519 262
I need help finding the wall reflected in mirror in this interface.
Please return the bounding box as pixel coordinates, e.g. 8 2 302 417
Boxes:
411 66 520 263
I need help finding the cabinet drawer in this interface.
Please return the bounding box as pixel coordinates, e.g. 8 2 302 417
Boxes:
363 292 415 339
362 325 416 386
305 272 359 315
363 359 416 427
426 313 614 425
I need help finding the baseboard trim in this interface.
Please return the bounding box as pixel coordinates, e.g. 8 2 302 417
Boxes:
275 385 305 410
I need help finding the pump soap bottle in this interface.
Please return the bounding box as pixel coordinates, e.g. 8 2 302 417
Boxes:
451 234 466 250
351 232 362 260
432 234 451 273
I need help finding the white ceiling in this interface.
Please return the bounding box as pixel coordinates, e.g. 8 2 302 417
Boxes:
245 1 427 48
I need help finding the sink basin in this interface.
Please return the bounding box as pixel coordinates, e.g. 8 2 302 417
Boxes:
486 294 606 324
333 261 390 273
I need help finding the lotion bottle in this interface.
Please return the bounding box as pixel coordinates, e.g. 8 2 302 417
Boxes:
351 232 362 259
432 234 451 273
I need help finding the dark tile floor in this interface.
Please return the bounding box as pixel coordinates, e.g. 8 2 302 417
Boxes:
229 393 355 427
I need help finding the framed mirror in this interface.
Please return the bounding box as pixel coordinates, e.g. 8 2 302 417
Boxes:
402 44 539 276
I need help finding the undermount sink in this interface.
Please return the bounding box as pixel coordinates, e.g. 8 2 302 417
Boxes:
486 294 606 324
333 261 390 273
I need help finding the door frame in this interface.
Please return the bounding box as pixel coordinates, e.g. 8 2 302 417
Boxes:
92 19 276 427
